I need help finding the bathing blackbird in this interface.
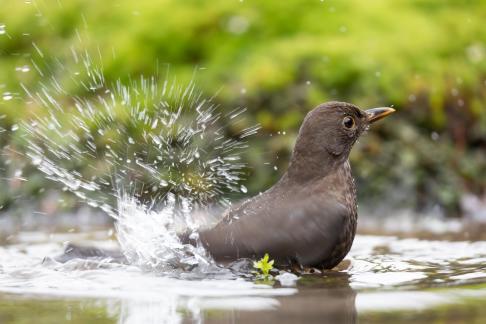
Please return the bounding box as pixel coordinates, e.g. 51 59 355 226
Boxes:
194 101 395 269
58 101 394 270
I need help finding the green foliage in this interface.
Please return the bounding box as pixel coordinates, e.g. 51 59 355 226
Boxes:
253 253 274 277
0 0 485 215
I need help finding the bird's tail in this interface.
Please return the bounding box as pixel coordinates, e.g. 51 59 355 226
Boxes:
54 243 126 263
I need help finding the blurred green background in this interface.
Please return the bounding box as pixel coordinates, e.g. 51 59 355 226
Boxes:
0 0 485 218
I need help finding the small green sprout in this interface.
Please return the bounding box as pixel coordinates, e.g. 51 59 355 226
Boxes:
253 253 274 277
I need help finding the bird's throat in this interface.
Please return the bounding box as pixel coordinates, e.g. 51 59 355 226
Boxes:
286 145 350 183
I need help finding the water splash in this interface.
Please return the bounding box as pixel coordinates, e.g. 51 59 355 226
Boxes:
21 49 257 271
115 194 212 271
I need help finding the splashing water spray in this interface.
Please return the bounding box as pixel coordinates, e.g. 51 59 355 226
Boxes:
21 49 258 271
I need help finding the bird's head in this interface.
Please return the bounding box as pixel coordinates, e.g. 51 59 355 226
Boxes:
288 101 395 180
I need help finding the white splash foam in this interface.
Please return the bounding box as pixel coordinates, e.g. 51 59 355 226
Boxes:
115 193 212 271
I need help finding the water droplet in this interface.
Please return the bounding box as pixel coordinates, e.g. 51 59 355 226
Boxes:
466 43 485 63
306 80 311 85
227 16 249 35
2 92 13 101
274 166 278 171
0 24 5 35
32 156 42 165
11 124 19 131
128 137 135 144
15 65 30 73
240 185 247 193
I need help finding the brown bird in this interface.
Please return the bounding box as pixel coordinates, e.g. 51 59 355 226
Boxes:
193 101 395 269
59 101 394 270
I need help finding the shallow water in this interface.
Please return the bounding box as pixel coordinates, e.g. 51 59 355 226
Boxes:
1 231 486 323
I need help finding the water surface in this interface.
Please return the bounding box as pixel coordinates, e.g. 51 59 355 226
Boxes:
1 231 486 323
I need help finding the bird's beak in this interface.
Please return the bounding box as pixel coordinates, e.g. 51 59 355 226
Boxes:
365 107 396 124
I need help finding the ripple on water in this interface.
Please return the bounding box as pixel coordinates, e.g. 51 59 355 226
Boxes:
348 235 486 288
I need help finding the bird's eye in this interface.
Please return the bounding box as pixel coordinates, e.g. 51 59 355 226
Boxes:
342 116 356 130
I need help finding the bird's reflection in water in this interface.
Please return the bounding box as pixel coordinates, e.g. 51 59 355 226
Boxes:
204 272 357 324
109 271 356 324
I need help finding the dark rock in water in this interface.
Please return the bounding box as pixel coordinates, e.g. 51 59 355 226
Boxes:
194 102 394 269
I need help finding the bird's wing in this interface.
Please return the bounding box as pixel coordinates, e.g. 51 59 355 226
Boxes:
199 195 347 266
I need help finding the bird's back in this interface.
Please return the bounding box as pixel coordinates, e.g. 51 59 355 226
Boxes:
199 160 357 268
